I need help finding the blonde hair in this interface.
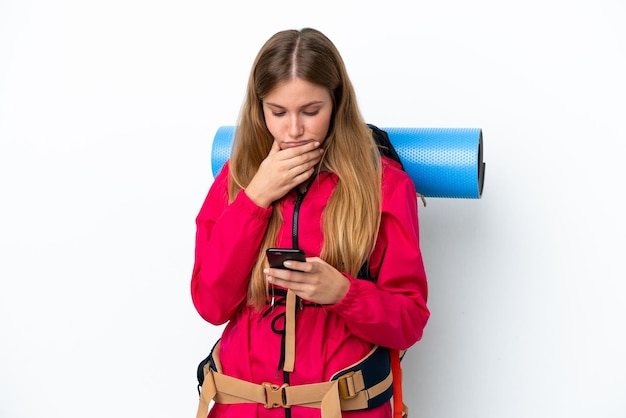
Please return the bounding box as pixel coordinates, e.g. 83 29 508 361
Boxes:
229 28 382 308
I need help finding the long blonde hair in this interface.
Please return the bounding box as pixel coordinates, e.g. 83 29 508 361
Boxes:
229 28 382 308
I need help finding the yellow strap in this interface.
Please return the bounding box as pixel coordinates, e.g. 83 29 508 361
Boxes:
196 364 217 418
283 289 296 372
196 341 398 417
320 380 341 418
196 366 384 417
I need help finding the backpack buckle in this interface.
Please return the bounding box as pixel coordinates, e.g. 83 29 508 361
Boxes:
263 383 289 408
337 372 357 399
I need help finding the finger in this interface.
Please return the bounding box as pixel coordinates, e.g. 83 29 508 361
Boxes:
287 150 323 175
268 140 281 156
300 147 324 165
282 260 311 272
264 267 297 282
280 141 322 160
266 272 299 290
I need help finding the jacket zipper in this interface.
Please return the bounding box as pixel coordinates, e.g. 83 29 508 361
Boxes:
292 189 305 249
292 173 317 249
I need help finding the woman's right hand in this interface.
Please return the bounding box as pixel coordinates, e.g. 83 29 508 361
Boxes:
244 140 324 208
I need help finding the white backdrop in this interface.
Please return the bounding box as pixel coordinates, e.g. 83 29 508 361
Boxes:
1 1 625 417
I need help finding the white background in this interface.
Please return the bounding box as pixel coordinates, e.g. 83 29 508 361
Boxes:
1 1 625 417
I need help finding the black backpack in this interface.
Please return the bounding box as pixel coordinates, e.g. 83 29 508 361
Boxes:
368 123 404 170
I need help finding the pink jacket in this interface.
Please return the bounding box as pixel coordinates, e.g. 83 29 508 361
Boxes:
191 157 429 418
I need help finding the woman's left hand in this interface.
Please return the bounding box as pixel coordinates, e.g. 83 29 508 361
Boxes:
264 257 349 305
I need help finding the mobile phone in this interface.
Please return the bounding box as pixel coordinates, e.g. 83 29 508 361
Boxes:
266 248 306 269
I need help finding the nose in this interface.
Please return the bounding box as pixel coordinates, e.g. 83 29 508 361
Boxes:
287 115 304 138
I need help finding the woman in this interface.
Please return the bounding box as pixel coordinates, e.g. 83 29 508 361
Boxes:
191 28 429 418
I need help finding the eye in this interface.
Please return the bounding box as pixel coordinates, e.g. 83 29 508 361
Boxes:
271 111 286 117
303 110 320 116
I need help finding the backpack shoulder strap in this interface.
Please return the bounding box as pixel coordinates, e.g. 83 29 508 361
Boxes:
368 123 405 170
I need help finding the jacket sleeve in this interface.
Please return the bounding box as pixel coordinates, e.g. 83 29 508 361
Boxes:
325 164 429 350
190 162 273 325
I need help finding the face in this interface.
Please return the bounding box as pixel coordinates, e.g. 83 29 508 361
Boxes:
262 77 333 149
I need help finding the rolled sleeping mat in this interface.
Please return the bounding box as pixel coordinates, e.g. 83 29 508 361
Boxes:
211 126 485 199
